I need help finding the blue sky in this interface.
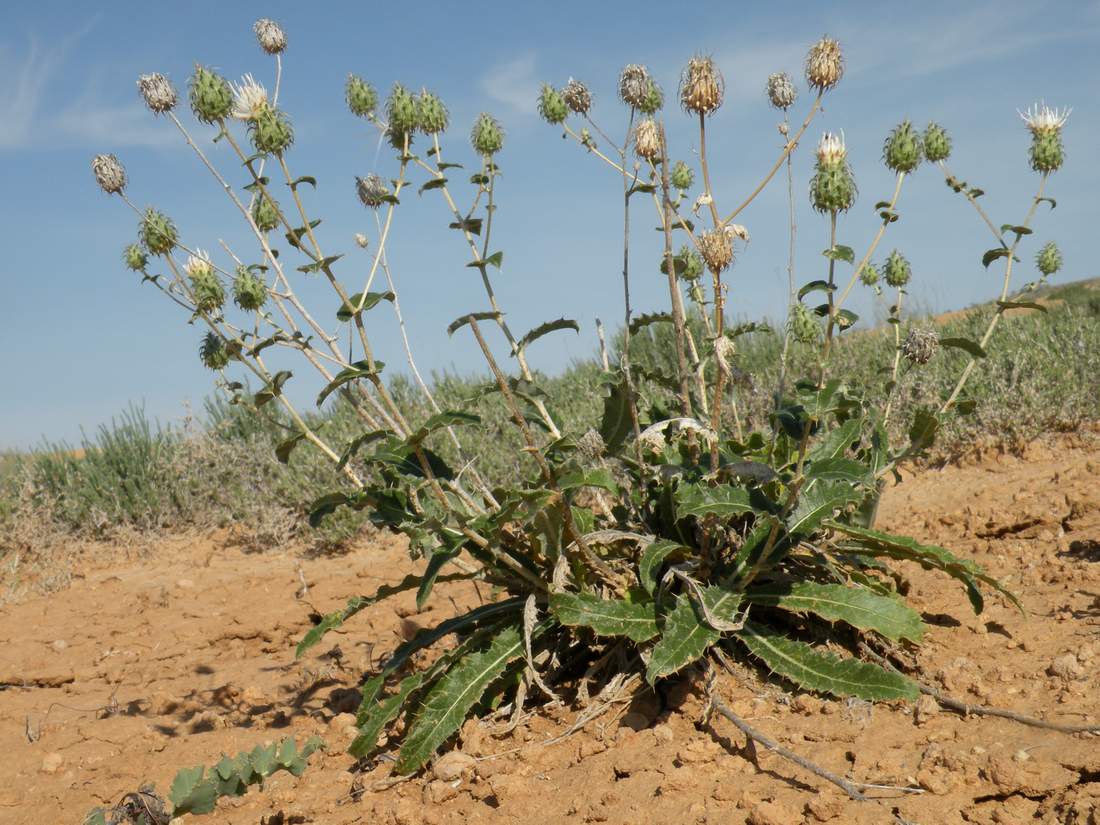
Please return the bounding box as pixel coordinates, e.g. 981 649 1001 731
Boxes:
2 0 1098 449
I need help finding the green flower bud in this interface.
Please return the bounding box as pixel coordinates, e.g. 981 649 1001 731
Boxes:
233 266 268 311
123 244 148 272
671 160 695 191
810 133 857 213
139 208 177 255
858 262 880 287
346 74 378 118
922 122 952 162
788 302 821 345
189 65 233 124
882 120 922 174
199 332 230 371
537 84 568 125
1036 241 1062 276
883 249 911 288
416 89 449 134
1021 103 1069 174
470 113 504 156
251 193 280 232
638 79 664 115
248 106 294 155
185 251 225 313
660 244 704 281
386 83 418 148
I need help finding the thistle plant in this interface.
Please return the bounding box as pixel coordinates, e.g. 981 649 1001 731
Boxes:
92 21 1094 804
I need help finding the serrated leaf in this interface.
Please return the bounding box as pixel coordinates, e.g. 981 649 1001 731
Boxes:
550 592 659 642
788 481 863 537
736 621 917 700
745 582 925 642
628 311 672 335
806 418 862 463
826 521 1021 614
804 456 872 484
557 466 618 493
338 291 394 322
349 671 425 758
823 244 855 264
447 311 501 336
396 624 525 773
517 317 579 352
676 484 754 519
997 300 1046 313
417 543 464 610
316 360 383 406
646 587 743 683
638 539 688 594
940 337 987 358
982 247 1012 268
599 373 633 454
419 177 448 195
275 431 307 464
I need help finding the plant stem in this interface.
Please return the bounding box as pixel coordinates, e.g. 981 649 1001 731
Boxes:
882 287 905 427
834 172 906 311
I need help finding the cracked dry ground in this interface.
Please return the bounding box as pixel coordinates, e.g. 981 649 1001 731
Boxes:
2 435 1099 825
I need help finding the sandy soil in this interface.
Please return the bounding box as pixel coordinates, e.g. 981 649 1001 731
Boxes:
2 436 1098 825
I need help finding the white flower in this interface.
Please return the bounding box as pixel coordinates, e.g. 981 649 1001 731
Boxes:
816 131 847 163
185 249 214 278
1019 101 1071 134
230 74 269 121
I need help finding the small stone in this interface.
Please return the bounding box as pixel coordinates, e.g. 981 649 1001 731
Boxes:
423 779 459 805
652 723 674 742
40 753 64 774
432 751 476 782
176 578 195 589
805 793 844 821
620 711 651 732
1048 653 1083 681
792 694 823 715
914 694 940 725
748 800 800 825
50 640 68 652
327 712 358 744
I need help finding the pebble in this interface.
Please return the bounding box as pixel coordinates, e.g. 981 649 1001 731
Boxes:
431 751 475 783
40 753 64 774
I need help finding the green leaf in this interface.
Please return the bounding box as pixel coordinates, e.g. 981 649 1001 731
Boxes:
599 373 633 454
437 162 464 171
627 182 657 196
628 311 672 335
804 457 872 484
823 244 855 264
745 582 925 642
447 311 501 336
798 280 835 300
550 592 659 642
516 318 579 352
297 254 344 275
396 624 526 773
982 247 1012 268
806 419 862 463
833 309 858 330
638 539 688 594
337 291 394 322
939 337 987 358
997 300 1047 313
337 429 391 470
646 587 743 683
417 543 464 610
908 406 940 454
826 521 1021 614
736 621 918 700
449 217 483 235
419 177 448 195
999 224 1032 236
254 370 292 408
169 766 218 816
557 467 618 493
484 251 504 269
290 175 317 190
406 411 481 447
275 431 308 464
83 810 107 825
349 671 425 758
1037 197 1056 210
316 360 383 406
676 484 754 519
787 481 863 537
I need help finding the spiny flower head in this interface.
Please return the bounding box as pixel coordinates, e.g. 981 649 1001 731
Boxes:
346 74 378 118
137 73 177 114
562 78 591 115
660 244 704 281
230 73 269 121
123 244 148 272
537 84 568 125
471 112 504 156
1020 102 1070 174
91 153 127 194
638 79 664 115
901 328 939 365
810 132 856 213
618 64 651 108
233 266 268 311
139 208 177 255
1019 102 1071 135
883 249 912 288
1036 241 1062 277
671 160 695 191
416 89 449 134
248 105 294 155
186 250 226 313
189 65 233 124
356 174 391 209
679 55 724 116
923 122 952 162
816 131 847 164
386 83 418 148
882 120 923 174
859 261 880 287
788 302 821 344
251 193 280 232
253 18 288 55
766 72 797 110
805 36 844 92
199 332 230 371
184 249 215 279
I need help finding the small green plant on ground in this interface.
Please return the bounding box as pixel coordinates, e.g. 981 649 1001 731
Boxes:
87 17 1097 811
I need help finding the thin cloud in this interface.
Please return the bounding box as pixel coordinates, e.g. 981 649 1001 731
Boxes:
480 53 540 115
0 40 61 149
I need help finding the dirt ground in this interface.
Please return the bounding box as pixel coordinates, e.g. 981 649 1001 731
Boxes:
2 435 1098 825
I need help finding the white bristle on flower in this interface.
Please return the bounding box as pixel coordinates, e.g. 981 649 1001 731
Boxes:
230 74 269 121
185 249 214 277
816 131 847 163
1018 101 1071 133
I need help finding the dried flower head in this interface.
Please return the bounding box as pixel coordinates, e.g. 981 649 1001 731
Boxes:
1020 102 1070 173
356 174 391 209
680 55 724 116
354 232 370 249
882 120 923 174
922 122 952 163
346 74 378 119
1036 241 1062 277
766 72 797 110
537 84 568 125
471 113 505 156
562 78 591 115
901 328 939 365
619 64 651 108
230 73 269 121
805 36 844 93
253 18 287 55
137 73 177 114
91 153 127 195
698 228 733 273
633 118 662 162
